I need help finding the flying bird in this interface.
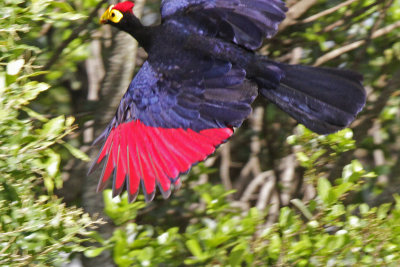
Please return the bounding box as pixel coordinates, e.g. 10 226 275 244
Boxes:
91 0 366 202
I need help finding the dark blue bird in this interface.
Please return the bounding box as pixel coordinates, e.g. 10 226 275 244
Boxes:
91 0 366 202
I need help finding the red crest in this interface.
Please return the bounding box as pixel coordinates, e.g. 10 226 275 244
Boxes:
113 1 135 13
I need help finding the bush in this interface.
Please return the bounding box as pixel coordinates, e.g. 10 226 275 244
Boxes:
90 127 400 266
0 1 100 265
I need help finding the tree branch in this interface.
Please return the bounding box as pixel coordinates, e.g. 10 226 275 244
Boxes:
301 0 357 23
314 21 400 66
279 0 318 30
43 0 108 70
220 143 233 198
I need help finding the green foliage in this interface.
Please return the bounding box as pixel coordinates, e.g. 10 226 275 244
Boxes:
0 1 100 266
2 0 400 266
92 129 400 266
103 190 147 225
95 185 262 267
80 0 400 266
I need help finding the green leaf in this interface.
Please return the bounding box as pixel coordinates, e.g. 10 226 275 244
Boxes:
63 143 90 161
50 1 75 12
0 72 5 95
65 116 75 127
46 149 61 178
41 115 65 137
342 160 365 182
22 82 50 103
279 207 293 228
229 244 246 266
186 239 204 258
318 178 336 205
21 107 48 122
84 247 107 258
377 203 392 220
43 176 54 193
268 234 282 259
7 59 24 75
296 152 310 164
333 182 355 198
291 199 313 220
359 204 370 215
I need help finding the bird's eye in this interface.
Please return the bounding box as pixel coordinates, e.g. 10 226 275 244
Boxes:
106 9 123 23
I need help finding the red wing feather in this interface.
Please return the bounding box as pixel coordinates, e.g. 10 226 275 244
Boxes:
93 119 233 202
146 127 181 178
96 130 114 164
140 129 172 197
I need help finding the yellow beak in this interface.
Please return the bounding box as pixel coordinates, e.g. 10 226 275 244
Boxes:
100 6 113 24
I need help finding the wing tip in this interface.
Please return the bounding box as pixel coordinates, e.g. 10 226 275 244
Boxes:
157 181 172 199
141 180 156 203
87 159 98 176
125 169 140 203
144 191 156 203
128 190 139 203
174 178 182 191
112 174 126 198
96 170 112 193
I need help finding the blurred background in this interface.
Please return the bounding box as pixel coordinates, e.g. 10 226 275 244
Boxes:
1 0 400 266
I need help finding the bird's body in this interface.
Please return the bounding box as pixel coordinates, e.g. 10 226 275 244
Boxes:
92 0 366 202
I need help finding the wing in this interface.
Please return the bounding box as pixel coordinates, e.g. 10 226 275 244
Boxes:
161 0 287 50
90 59 258 202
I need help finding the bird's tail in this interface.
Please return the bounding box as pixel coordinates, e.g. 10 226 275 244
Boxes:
256 62 366 134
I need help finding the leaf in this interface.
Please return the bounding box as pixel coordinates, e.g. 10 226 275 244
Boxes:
7 59 25 75
0 72 5 96
22 81 50 103
229 244 246 266
41 115 65 137
279 207 292 228
63 143 90 161
291 199 313 220
43 176 54 194
377 203 392 220
359 204 370 215
84 247 107 258
296 152 310 164
50 12 87 21
394 194 400 210
46 149 61 178
342 160 365 182
267 234 282 259
186 239 203 258
50 1 74 12
18 71 50 80
21 107 48 122
317 178 336 205
66 116 75 127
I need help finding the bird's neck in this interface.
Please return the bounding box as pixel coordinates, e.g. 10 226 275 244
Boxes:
120 14 152 50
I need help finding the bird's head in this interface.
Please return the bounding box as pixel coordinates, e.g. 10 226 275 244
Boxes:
100 1 135 26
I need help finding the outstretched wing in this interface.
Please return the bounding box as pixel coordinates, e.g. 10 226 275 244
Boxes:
161 0 287 50
90 59 258 202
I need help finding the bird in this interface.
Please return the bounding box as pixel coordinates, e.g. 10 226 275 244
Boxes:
90 0 366 202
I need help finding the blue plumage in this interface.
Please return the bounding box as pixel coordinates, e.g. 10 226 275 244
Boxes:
161 0 287 49
112 59 257 132
92 0 367 201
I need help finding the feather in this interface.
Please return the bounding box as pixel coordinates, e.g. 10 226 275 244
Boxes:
259 63 366 134
91 120 234 201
